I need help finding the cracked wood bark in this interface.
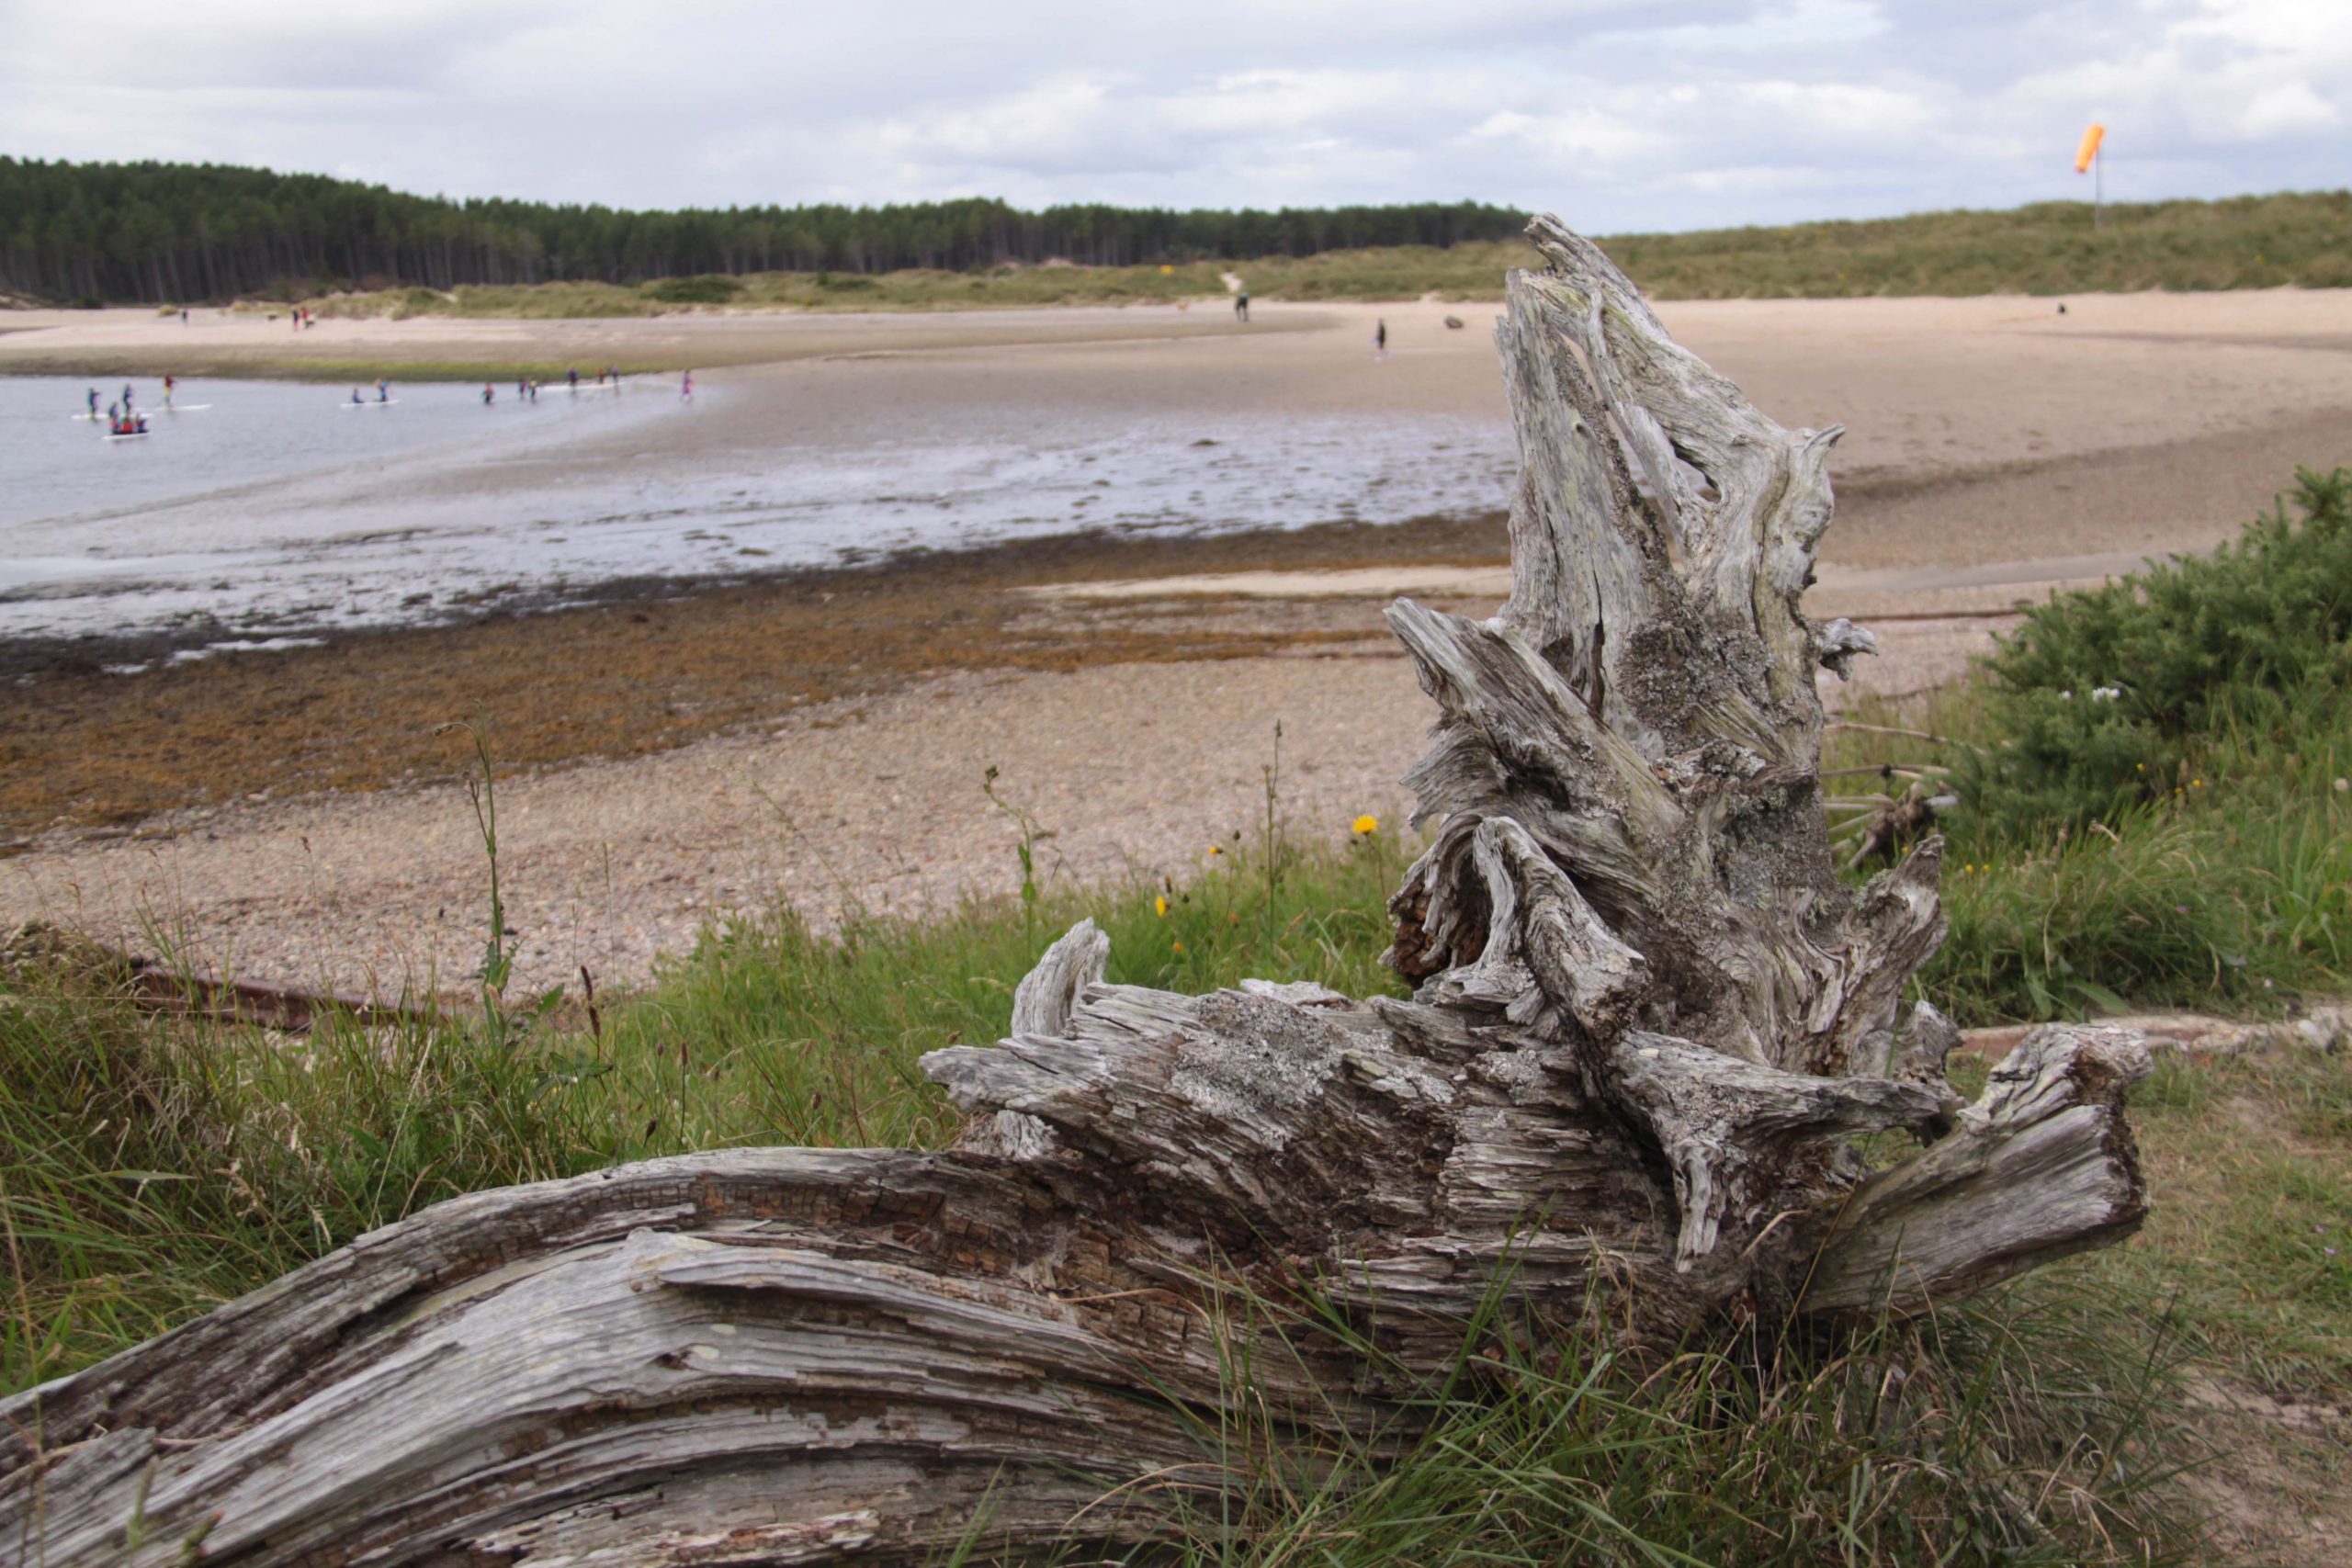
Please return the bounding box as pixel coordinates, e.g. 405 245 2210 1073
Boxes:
0 218 2152 1568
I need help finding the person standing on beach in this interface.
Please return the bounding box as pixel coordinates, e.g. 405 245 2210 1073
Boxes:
1374 319 1388 360
1235 289 1249 322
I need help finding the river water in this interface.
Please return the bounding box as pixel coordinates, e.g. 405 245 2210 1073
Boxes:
0 370 1516 654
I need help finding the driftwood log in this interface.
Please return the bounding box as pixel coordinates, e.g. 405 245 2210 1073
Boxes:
0 218 2151 1567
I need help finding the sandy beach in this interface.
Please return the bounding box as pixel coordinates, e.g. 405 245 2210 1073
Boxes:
6 288 2350 997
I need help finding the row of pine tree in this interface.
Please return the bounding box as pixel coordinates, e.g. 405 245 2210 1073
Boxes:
0 158 1527 304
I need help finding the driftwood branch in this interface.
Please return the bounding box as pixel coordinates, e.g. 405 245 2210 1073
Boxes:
0 217 2150 1566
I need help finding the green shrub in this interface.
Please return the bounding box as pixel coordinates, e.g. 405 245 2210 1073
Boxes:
1961 467 2352 840
388 286 452 321
642 274 744 306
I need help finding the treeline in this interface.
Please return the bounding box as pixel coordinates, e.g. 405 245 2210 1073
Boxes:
0 158 1528 304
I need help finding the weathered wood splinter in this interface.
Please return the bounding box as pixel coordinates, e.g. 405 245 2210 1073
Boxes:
0 217 2151 1567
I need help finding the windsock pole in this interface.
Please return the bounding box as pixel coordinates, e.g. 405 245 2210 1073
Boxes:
2075 123 2107 231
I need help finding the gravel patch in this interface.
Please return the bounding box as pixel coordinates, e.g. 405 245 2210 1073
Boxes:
3 613 1994 1002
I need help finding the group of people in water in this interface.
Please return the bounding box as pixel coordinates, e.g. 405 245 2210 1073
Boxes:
91 360 698 435
478 365 646 404
87 378 166 434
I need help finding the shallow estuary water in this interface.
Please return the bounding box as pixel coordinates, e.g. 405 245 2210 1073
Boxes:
0 369 1515 653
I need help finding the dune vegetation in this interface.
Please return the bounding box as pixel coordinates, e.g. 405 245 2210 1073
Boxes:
278 190 2352 321
1609 188 2352 297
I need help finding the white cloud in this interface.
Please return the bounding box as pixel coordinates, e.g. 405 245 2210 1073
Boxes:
1466 107 1674 164
2234 80 2339 140
1630 0 1891 54
1738 81 1939 139
0 0 2341 230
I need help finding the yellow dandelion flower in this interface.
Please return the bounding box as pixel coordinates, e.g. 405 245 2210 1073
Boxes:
1155 895 1169 918
1207 844 1222 856
1352 814 1380 835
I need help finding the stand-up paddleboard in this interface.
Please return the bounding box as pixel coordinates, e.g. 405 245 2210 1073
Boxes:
163 403 213 412
103 430 153 442
68 412 104 421
338 399 401 410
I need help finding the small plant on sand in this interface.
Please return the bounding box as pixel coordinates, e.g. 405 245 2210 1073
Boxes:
982 764 1054 942
1259 719 1288 939
438 717 561 1048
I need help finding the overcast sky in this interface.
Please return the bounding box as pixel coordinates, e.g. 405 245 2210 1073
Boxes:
2 0 2342 231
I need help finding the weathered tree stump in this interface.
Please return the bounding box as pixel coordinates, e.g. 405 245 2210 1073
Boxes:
0 218 2150 1567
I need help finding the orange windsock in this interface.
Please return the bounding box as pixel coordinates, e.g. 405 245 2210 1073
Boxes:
2074 123 2105 174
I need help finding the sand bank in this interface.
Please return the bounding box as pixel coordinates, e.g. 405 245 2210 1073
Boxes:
0 600 1989 1002
6 288 2351 995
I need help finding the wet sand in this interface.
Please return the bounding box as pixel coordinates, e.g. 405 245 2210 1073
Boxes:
0 301 1320 378
6 289 2351 995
